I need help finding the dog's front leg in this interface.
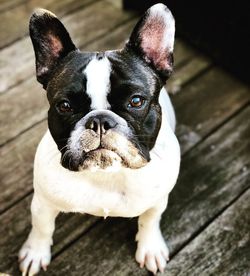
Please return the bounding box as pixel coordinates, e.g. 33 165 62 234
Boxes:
135 197 169 274
19 193 59 275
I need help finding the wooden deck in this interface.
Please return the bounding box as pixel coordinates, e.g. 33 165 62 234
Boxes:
0 1 249 275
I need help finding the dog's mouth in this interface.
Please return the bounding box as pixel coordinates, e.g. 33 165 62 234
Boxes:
60 128 150 171
80 147 123 171
61 141 148 172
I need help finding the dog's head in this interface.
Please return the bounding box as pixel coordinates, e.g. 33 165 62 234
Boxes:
29 4 175 171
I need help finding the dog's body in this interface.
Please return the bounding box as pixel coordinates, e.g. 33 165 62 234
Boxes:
34 89 179 217
19 4 180 275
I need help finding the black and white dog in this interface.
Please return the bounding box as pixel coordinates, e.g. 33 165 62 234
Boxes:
19 4 180 275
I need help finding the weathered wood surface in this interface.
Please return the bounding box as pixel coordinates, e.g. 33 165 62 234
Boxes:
37 106 250 275
0 121 47 214
0 195 99 272
0 0 98 49
0 0 134 93
167 189 250 275
167 53 211 94
0 0 24 12
173 68 250 153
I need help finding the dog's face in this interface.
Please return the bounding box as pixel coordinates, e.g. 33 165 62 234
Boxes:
29 5 175 171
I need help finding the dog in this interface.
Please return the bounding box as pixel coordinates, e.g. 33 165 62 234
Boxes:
18 3 180 275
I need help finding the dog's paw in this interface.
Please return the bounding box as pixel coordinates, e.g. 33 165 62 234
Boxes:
19 239 51 276
135 230 169 274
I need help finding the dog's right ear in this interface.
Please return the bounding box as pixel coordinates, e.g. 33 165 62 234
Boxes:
29 9 77 88
126 4 175 82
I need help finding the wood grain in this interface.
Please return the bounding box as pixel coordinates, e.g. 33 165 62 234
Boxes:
0 121 47 214
166 189 250 275
167 53 211 94
0 0 98 49
42 106 250 275
173 68 250 154
0 0 24 12
0 194 99 273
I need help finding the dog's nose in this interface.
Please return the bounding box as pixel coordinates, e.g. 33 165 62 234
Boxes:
85 115 117 135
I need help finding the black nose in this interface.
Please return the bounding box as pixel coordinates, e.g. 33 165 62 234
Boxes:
85 115 117 135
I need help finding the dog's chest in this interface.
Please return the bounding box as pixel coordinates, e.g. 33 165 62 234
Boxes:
34 129 179 218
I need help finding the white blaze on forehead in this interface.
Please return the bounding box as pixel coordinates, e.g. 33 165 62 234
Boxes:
84 56 111 110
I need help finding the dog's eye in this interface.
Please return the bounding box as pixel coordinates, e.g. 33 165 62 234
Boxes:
57 101 73 113
128 96 145 108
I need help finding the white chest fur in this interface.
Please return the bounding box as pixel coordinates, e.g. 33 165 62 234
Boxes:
34 89 180 218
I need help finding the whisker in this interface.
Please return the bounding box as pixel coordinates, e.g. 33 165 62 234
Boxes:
59 145 69 153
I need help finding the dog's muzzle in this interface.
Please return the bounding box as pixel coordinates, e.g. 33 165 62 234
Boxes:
62 110 148 171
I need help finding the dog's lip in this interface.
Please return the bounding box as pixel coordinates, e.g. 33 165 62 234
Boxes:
83 147 120 158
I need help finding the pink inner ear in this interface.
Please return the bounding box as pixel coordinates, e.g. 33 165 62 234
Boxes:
48 33 63 57
140 17 170 71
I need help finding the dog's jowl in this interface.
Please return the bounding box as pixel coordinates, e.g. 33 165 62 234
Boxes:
19 4 180 275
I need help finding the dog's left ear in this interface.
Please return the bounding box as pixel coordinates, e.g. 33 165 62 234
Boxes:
29 8 77 88
126 3 175 81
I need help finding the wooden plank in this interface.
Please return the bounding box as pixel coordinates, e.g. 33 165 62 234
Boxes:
174 68 250 154
0 194 99 273
0 77 48 146
0 0 98 49
167 53 211 94
61 0 134 49
166 189 250 275
0 0 24 12
0 38 34 93
173 37 197 68
0 121 47 214
38 106 250 275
